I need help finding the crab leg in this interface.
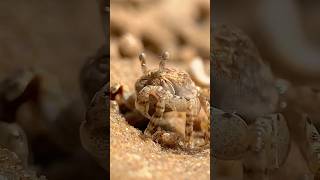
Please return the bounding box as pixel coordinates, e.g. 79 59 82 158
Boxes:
185 104 196 147
169 95 200 146
144 101 165 137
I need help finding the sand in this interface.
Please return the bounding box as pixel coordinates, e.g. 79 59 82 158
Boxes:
110 98 210 180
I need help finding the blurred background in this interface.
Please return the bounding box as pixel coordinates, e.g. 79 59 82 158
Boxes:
213 0 320 179
0 1 103 94
0 1 107 179
214 0 320 85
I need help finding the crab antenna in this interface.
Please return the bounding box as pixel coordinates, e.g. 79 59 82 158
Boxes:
139 53 148 74
160 51 169 71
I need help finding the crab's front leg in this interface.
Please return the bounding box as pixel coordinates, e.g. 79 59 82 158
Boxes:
144 100 166 137
135 86 171 137
169 96 201 148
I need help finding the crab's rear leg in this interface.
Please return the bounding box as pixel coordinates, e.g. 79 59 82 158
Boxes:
199 89 210 145
203 101 210 145
144 101 165 137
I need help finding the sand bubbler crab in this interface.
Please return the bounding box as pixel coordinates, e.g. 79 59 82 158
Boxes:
108 51 210 149
134 51 210 148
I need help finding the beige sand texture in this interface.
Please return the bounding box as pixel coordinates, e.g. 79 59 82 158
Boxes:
110 104 210 180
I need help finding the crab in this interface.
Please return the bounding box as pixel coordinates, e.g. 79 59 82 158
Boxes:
133 51 210 148
109 83 208 149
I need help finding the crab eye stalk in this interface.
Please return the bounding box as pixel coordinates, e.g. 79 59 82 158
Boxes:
139 52 148 74
159 51 169 72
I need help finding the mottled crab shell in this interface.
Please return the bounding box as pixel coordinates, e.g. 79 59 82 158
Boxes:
135 67 198 100
212 107 249 160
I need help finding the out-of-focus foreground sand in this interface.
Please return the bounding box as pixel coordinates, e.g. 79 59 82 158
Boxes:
110 106 210 180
